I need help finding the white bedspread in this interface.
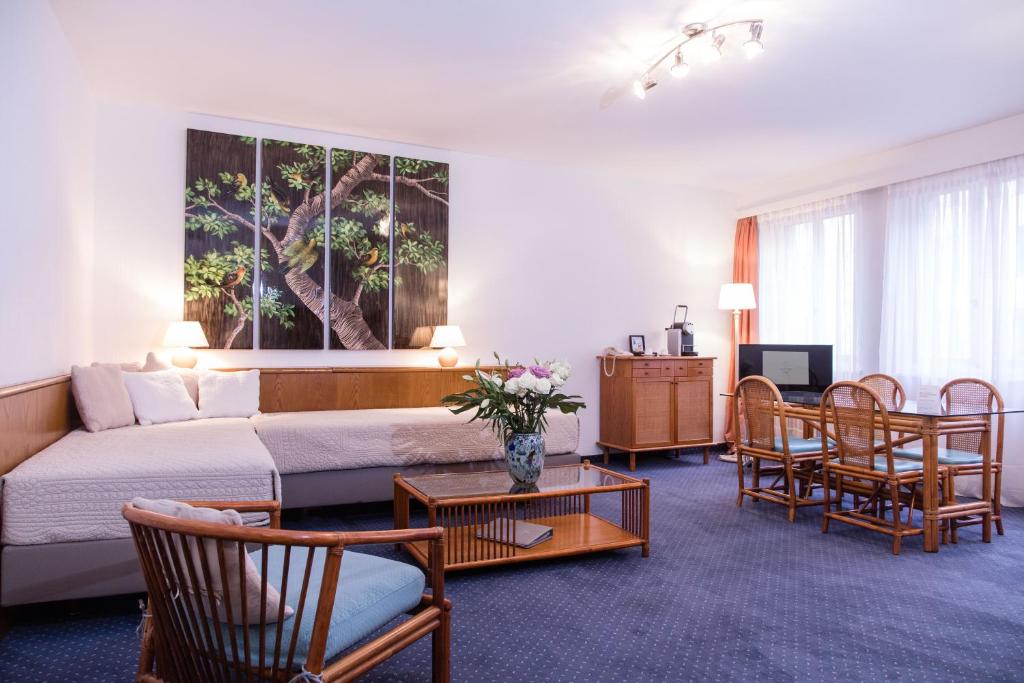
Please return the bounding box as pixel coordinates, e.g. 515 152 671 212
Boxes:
1 418 280 546
252 407 580 474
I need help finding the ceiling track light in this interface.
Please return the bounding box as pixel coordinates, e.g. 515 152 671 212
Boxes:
743 22 765 58
632 18 765 99
669 51 689 78
632 75 657 99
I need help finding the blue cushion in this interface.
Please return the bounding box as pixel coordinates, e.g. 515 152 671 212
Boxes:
227 545 425 669
892 447 983 466
774 436 829 454
827 456 925 473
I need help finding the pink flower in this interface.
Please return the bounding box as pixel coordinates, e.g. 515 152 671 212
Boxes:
529 365 552 378
507 367 526 379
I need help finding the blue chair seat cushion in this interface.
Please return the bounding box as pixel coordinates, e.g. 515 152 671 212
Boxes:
892 447 983 466
774 436 830 454
827 455 922 473
229 545 426 669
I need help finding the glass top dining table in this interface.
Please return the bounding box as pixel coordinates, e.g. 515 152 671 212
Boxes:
721 389 1021 552
720 392 1024 418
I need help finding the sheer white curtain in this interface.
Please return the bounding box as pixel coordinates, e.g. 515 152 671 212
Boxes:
758 194 863 377
880 154 1024 504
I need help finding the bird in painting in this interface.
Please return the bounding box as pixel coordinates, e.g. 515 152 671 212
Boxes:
363 247 379 266
222 266 245 289
283 238 319 272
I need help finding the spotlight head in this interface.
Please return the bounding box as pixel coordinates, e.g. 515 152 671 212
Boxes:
633 76 657 99
743 22 764 58
669 52 690 78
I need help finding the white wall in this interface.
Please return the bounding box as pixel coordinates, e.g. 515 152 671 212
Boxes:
737 112 1024 216
0 0 96 385
91 101 738 453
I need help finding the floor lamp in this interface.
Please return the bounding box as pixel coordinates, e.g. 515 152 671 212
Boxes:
718 283 756 463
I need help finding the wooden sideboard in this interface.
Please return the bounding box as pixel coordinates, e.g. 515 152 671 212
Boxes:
597 355 716 470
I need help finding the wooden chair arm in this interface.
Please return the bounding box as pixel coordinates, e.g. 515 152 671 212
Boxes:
336 526 443 546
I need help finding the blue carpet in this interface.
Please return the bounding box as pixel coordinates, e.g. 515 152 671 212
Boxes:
2 455 1023 682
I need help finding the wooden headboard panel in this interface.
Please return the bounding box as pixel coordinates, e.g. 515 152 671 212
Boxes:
0 375 78 477
0 366 494 476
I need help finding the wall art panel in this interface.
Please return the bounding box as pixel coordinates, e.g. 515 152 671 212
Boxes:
183 129 257 349
391 157 449 349
327 150 391 349
258 139 326 350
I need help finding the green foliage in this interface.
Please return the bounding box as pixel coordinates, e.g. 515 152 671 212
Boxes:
395 157 434 176
275 144 326 194
345 189 389 218
238 136 256 145
185 211 237 238
184 242 254 301
251 287 295 328
397 230 444 273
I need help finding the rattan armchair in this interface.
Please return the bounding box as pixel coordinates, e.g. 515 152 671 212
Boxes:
819 381 940 555
124 499 450 683
734 375 828 522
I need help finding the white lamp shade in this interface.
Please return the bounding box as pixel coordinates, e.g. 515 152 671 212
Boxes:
429 325 466 348
718 283 756 311
163 321 210 348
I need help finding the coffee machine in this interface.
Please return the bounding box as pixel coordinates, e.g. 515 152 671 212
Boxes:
666 305 697 356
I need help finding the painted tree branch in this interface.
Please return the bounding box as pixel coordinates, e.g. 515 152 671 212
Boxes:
370 172 450 206
223 288 248 349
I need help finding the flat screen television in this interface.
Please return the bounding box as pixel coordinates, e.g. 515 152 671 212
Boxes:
737 344 833 392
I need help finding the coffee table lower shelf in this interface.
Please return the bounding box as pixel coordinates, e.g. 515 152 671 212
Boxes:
401 512 646 571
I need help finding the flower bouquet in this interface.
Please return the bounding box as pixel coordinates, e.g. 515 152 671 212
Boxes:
442 354 585 485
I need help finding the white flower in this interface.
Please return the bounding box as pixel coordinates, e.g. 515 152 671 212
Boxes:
493 375 503 387
535 378 552 394
504 378 520 395
550 374 565 388
480 398 490 409
549 361 571 381
518 372 538 393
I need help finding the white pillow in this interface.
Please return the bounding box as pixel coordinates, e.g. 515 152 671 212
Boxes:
199 369 260 418
142 352 204 406
132 498 293 624
122 370 200 425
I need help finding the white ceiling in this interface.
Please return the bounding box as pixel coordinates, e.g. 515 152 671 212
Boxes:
50 0 1024 191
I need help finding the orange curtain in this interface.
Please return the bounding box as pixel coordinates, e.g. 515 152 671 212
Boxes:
724 216 759 446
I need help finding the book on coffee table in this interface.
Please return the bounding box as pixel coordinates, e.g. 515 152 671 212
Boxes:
475 518 553 549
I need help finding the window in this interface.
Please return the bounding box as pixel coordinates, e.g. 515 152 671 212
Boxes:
758 195 861 377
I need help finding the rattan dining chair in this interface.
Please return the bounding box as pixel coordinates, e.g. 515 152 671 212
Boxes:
819 381 941 555
124 499 451 683
859 373 906 410
892 378 1003 543
734 375 828 522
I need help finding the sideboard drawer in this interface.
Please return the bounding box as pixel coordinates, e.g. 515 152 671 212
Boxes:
689 366 711 377
633 368 663 378
672 361 690 377
633 359 666 370
689 359 712 370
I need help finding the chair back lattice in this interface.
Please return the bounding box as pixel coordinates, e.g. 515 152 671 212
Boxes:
822 381 895 473
941 378 1004 460
736 376 783 452
125 504 343 683
859 374 906 411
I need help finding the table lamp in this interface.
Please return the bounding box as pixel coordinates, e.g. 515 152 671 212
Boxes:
163 321 209 368
429 325 466 368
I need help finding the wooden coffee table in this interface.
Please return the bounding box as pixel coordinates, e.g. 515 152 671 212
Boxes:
393 460 650 572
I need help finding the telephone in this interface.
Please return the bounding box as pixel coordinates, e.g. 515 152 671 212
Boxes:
602 347 631 377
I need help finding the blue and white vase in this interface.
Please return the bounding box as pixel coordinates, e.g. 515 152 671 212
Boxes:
505 432 545 485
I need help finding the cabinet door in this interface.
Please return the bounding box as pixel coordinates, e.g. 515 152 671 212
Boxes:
632 379 673 446
674 378 712 443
